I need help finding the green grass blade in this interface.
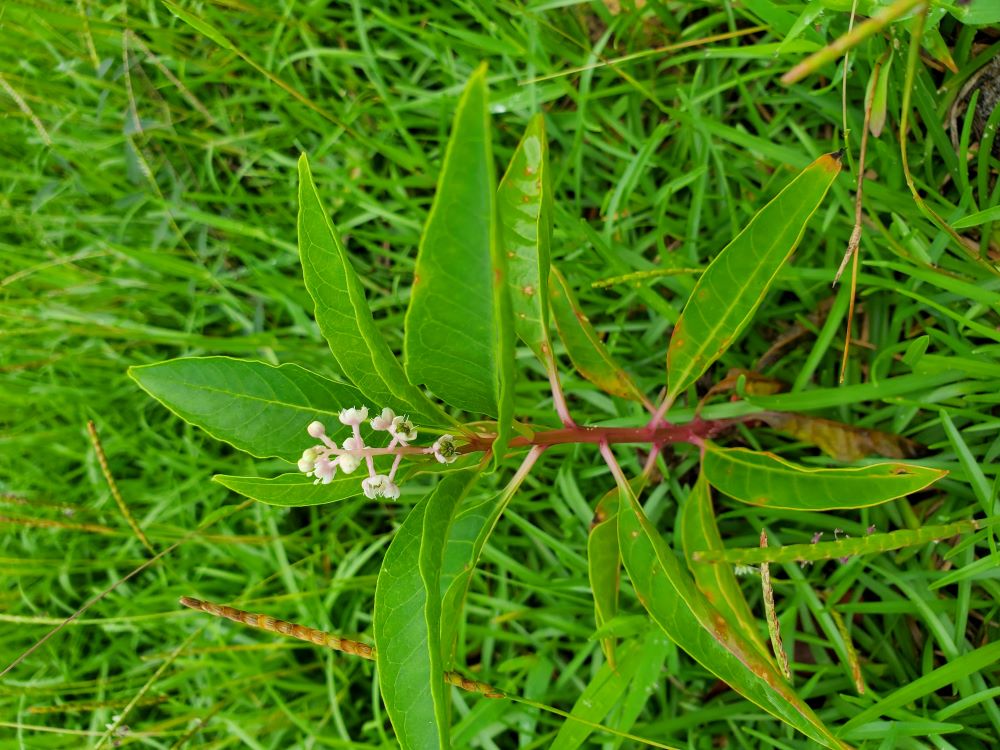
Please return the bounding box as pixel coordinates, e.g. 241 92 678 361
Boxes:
549 636 649 750
679 473 772 662
839 641 1000 733
212 473 361 507
615 473 849 749
665 152 842 407
129 357 368 460
374 469 481 750
498 114 554 368
297 154 448 426
702 442 946 511
549 265 649 405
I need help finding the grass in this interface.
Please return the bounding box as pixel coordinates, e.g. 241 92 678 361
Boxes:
2 0 999 747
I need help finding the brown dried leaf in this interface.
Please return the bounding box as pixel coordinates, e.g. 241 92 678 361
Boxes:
759 412 925 462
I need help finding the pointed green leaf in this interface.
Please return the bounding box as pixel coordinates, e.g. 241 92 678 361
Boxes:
549 265 649 405
587 473 649 666
616 478 849 749
666 152 842 406
549 636 650 750
498 114 554 368
374 470 480 750
678 473 772 662
439 493 497 667
588 488 621 665
701 442 947 511
403 66 513 419
438 462 529 662
213 473 361 507
129 357 367 461
297 154 447 426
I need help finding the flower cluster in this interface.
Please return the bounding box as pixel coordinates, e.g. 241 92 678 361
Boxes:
297 406 460 500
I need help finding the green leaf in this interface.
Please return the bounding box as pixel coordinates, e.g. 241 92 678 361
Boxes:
587 472 650 666
947 1 1000 25
665 152 842 407
439 494 496 667
549 265 649 405
297 153 447 426
678 473 773 662
616 478 849 749
549 636 650 750
438 467 527 662
588 488 621 665
403 66 513 424
213 473 361 507
498 114 554 368
129 357 367 461
701 442 947 511
374 470 480 750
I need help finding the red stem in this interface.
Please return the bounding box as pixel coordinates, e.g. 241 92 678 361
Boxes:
464 418 735 454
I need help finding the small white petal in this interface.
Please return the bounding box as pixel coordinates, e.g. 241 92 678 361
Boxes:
342 436 364 452
362 474 390 499
307 420 326 438
313 458 336 483
370 407 396 431
390 415 417 442
338 406 369 426
297 457 314 473
432 435 458 464
383 481 400 500
338 454 361 474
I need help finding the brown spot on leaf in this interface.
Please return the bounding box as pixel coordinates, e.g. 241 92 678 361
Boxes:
522 285 535 296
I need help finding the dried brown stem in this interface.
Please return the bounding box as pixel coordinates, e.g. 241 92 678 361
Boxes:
179 597 504 698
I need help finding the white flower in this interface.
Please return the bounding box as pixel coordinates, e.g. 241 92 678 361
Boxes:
362 474 391 499
382 481 400 500
390 415 417 443
307 420 326 438
338 453 361 474
432 435 458 464
313 458 336 484
338 406 369 427
342 436 365 452
370 407 396 431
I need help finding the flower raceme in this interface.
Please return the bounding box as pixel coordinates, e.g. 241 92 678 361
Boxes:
297 407 460 499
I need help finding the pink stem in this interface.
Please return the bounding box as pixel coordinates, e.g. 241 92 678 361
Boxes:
647 392 674 430
353 424 375 478
388 453 403 482
597 440 628 488
546 356 576 428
